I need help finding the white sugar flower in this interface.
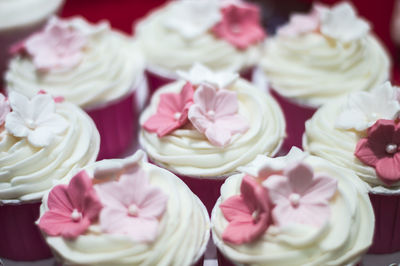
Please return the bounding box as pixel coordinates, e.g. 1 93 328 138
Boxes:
320 2 370 42
164 0 222 39
177 63 238 90
238 147 306 179
5 92 68 147
335 82 400 131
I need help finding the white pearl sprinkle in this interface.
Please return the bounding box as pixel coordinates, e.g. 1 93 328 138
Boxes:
289 193 301 207
173 112 181 120
70 209 82 222
386 143 398 154
128 204 139 217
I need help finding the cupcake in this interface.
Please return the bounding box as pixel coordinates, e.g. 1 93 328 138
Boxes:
304 81 400 253
134 0 266 95
0 0 64 82
5 16 146 160
139 64 285 213
37 150 210 266
0 91 100 261
211 147 374 266
260 2 390 150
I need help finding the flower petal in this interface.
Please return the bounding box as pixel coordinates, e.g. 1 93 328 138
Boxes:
47 184 73 213
354 138 380 167
301 175 338 204
143 114 180 137
222 212 269 244
214 89 239 117
220 195 253 223
375 154 400 185
5 112 30 138
193 85 216 113
138 187 168 218
188 105 212 134
285 163 314 195
263 175 292 205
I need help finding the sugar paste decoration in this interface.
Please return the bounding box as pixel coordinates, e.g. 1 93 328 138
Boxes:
220 150 338 245
320 2 370 42
238 146 306 180
5 91 68 147
143 82 194 137
144 64 249 147
38 170 102 239
22 17 87 71
220 175 270 244
278 2 369 42
164 0 265 49
177 63 238 90
95 162 168 242
188 85 249 147
212 2 266 49
355 119 400 185
335 82 400 131
0 94 10 127
263 162 337 228
39 151 169 242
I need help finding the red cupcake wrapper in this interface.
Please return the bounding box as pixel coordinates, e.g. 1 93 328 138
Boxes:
368 192 400 254
217 249 363 266
145 67 255 98
269 89 316 151
0 201 52 261
87 91 138 161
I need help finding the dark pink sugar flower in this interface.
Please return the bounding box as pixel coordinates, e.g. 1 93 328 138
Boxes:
355 119 400 185
212 3 266 50
143 82 194 137
38 170 102 239
220 175 270 245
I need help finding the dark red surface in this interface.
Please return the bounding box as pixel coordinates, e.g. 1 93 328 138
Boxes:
87 91 138 161
269 88 316 152
0 202 52 261
61 0 168 35
368 193 400 254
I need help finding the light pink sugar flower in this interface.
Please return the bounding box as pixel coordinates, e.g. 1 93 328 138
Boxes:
38 171 103 239
25 17 87 71
220 175 270 244
143 82 194 137
263 162 337 228
212 3 265 50
0 94 10 126
95 167 168 242
188 85 249 147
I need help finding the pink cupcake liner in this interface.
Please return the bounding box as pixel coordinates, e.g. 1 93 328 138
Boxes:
87 91 138 161
368 192 400 254
269 89 316 151
0 201 52 261
145 66 255 98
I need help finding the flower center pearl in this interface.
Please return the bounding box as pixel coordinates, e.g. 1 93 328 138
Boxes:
386 143 398 154
252 209 260 222
173 112 181 121
289 193 301 207
25 119 36 129
128 204 139 217
206 110 215 120
70 209 82 222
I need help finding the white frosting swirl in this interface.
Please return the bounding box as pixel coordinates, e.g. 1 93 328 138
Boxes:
6 17 145 109
0 0 64 30
261 33 390 107
134 1 261 73
212 155 374 266
304 99 400 190
0 101 100 203
139 79 286 178
39 158 210 266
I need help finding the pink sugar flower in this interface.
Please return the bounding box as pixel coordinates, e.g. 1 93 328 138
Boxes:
38 171 102 239
0 94 10 126
188 85 249 147
220 175 270 245
263 163 337 228
355 119 400 185
212 3 266 50
95 167 168 242
25 17 87 71
143 82 194 137
277 5 325 37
